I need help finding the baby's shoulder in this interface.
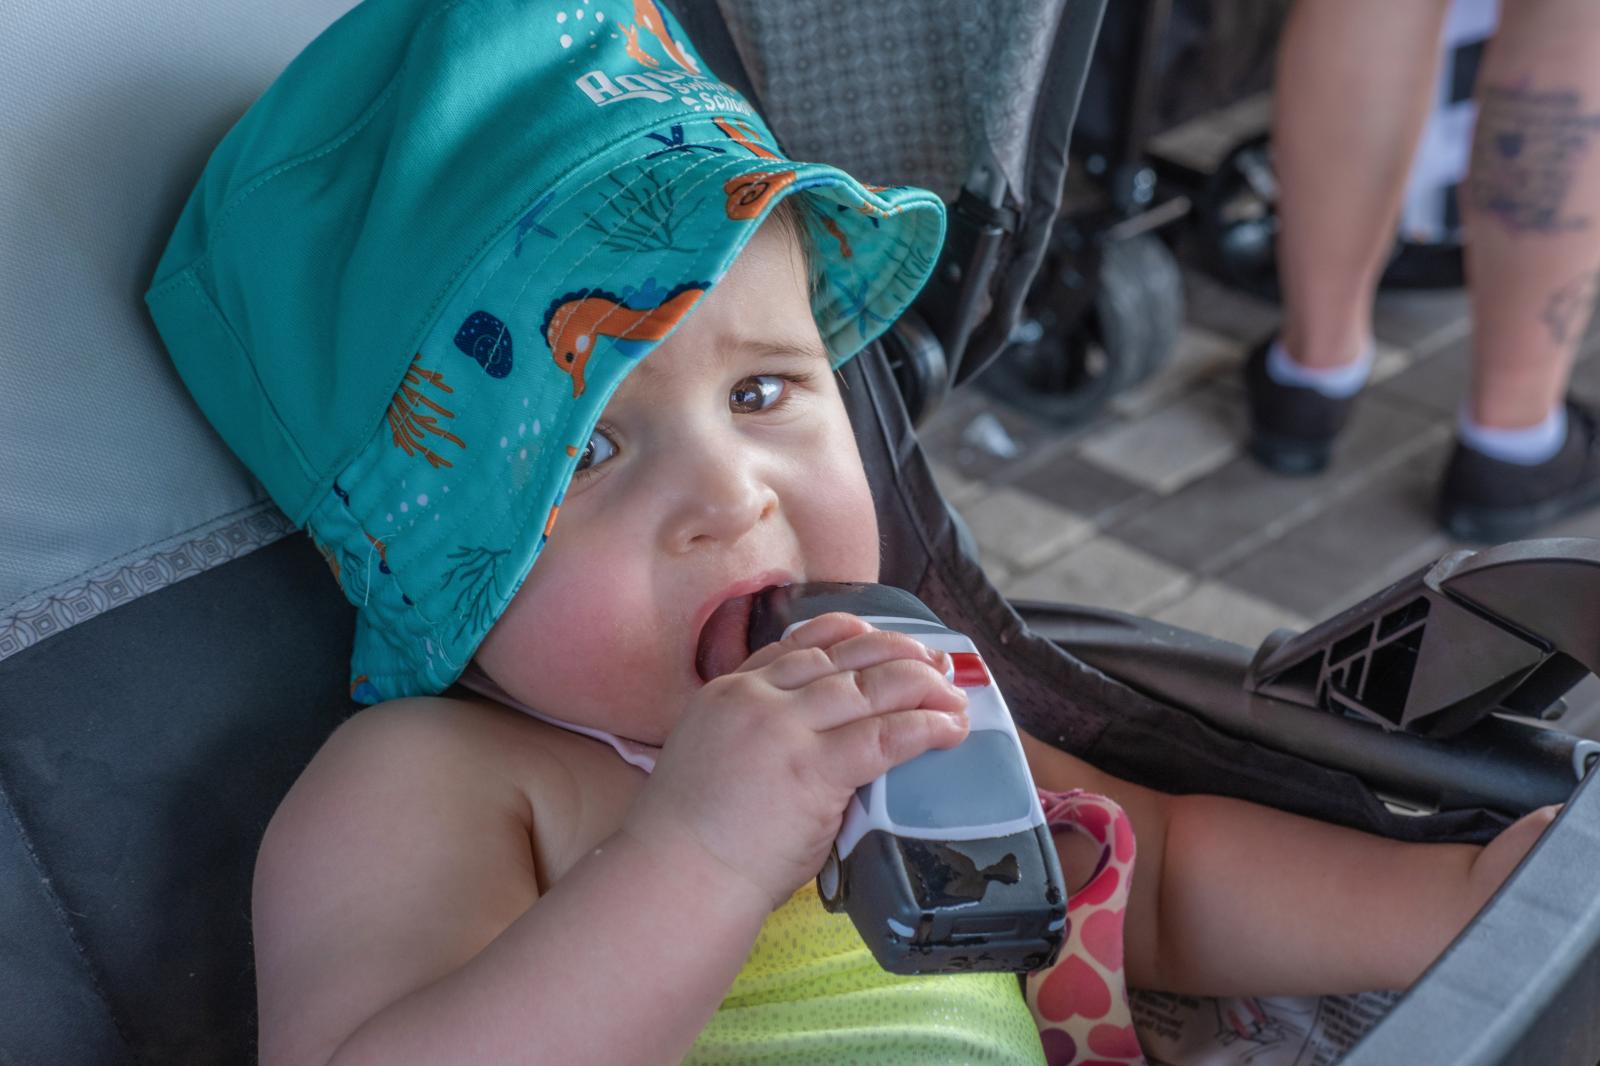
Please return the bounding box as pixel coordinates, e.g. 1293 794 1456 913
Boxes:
300 694 640 882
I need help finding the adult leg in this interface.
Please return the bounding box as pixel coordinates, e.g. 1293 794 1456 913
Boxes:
1438 0 1600 540
1273 0 1451 372
1462 0 1600 428
1245 0 1450 474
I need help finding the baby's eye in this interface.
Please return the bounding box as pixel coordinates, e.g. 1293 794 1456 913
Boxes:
729 374 786 414
576 427 618 473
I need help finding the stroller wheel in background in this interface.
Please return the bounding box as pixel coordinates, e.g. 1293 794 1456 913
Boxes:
1380 237 1467 289
1196 131 1467 296
1197 132 1280 300
882 310 951 428
978 230 1183 428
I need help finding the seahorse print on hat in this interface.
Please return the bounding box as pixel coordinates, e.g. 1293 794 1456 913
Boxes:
542 279 706 397
622 0 702 74
724 171 797 220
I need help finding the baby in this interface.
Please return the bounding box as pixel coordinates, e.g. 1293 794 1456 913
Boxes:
144 2 1556 1064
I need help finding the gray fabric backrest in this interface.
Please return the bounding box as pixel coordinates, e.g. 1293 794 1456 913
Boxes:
0 0 359 664
718 0 1068 202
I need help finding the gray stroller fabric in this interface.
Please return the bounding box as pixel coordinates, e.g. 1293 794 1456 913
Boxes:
0 0 359 663
718 0 1067 203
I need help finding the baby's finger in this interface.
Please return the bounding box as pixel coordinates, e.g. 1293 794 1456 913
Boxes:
798 658 967 731
734 611 873 675
759 628 947 692
819 706 970 790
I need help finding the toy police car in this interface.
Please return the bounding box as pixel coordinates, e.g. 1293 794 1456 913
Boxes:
749 583 1067 975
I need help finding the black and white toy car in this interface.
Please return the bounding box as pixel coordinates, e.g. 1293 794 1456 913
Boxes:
750 583 1068 975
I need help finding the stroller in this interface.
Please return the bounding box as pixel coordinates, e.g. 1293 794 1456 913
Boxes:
3 1 1598 1063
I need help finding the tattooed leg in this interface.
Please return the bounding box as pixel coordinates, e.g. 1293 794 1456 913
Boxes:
1464 0 1600 429
1542 269 1600 349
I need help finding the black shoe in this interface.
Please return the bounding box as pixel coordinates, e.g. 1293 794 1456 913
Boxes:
1437 400 1600 542
1243 338 1359 475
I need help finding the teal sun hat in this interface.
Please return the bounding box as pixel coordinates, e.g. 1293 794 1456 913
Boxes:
146 0 946 703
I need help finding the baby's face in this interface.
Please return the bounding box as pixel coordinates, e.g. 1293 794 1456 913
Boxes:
473 217 881 743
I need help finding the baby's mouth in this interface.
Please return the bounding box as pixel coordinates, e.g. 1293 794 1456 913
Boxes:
694 588 770 682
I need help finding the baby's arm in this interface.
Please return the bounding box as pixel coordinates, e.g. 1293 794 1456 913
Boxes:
255 615 966 1066
253 699 773 1066
1020 732 1557 997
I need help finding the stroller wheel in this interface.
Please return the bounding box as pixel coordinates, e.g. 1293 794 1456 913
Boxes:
1197 133 1281 300
882 310 950 428
978 232 1183 429
1200 132 1467 295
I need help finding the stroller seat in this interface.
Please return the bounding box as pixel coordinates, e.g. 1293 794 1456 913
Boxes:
3 2 1598 1064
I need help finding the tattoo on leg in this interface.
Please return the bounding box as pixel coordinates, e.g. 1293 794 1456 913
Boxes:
1469 84 1600 234
1542 268 1600 347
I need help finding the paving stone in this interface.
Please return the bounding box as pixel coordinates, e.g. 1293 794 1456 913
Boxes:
1374 331 1472 417
1368 339 1414 384
926 458 990 509
1077 387 1242 495
951 485 1094 572
1216 439 1455 619
1180 270 1281 345
1003 536 1192 615
1005 449 1152 528
1372 287 1471 356
1153 580 1311 649
917 391 1067 482
1108 375 1447 574
1110 325 1244 418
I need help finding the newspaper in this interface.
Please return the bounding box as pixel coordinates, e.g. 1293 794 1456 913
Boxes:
1130 989 1403 1066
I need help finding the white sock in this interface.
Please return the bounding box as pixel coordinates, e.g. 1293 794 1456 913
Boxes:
1457 403 1568 466
1265 338 1373 399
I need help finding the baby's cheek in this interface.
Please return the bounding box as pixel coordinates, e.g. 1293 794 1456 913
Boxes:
808 445 880 580
486 561 673 727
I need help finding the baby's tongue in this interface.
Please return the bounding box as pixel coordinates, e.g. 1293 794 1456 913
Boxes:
696 593 755 681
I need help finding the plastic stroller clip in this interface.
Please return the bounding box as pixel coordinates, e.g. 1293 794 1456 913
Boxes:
1248 538 1600 739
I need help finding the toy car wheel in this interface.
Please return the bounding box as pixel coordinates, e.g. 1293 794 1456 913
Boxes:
978 231 1183 428
816 845 844 911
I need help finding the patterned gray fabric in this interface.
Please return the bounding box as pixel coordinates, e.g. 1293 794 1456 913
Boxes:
0 0 361 661
717 0 1068 201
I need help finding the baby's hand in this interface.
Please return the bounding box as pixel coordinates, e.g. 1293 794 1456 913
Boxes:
1468 803 1561 905
624 612 969 911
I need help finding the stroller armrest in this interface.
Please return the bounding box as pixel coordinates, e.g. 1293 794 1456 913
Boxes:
1014 599 1595 816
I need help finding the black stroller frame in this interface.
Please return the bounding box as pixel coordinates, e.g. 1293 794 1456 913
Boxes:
3 2 1599 1064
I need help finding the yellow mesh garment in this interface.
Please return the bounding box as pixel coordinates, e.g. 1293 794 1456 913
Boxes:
685 882 1047 1064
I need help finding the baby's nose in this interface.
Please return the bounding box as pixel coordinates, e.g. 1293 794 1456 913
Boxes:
661 447 779 551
